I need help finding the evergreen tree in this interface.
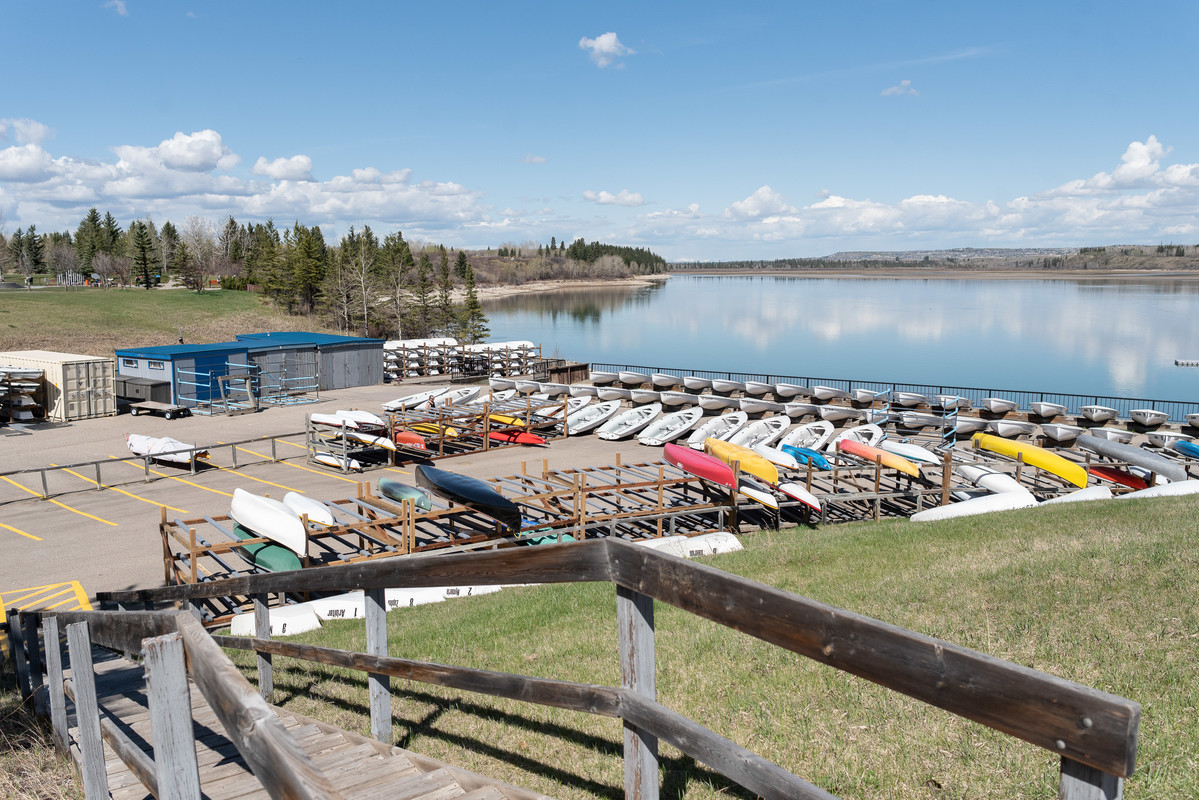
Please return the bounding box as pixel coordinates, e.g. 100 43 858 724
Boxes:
75 208 103 270
24 225 46 274
458 263 489 344
550 236 556 250
288 222 327 311
412 251 434 338
131 221 155 288
101 212 123 255
454 249 469 279
172 239 202 292
8 228 26 273
159 221 179 276
436 244 454 335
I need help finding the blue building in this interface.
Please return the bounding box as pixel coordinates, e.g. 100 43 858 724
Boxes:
114 332 383 410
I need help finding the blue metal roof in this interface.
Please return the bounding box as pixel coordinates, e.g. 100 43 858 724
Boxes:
236 331 385 346
114 341 250 360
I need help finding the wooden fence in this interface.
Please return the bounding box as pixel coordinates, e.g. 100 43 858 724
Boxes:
9 538 1139 800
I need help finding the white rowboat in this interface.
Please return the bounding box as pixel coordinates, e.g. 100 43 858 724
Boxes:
727 415 790 449
566 400 622 435
687 411 749 450
638 407 704 446
597 403 662 440
230 488 307 556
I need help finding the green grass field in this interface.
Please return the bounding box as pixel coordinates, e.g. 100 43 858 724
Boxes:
224 495 1199 799
0 287 337 356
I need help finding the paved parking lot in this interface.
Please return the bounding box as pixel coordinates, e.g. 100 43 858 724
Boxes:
0 380 633 603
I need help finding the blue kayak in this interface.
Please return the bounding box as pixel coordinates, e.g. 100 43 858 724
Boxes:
781 444 832 471
1172 439 1199 459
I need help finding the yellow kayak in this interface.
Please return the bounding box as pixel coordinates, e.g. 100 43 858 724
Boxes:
971 432 1087 488
704 438 779 485
488 413 527 428
411 422 459 438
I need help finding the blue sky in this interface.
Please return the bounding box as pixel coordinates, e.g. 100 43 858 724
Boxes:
2 1 1198 260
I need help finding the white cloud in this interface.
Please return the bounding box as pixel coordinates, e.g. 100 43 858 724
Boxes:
579 32 634 68
251 155 313 181
583 189 645 206
0 144 55 182
0 118 52 146
881 79 918 96
114 130 240 173
103 0 128 16
522 154 547 164
724 186 797 220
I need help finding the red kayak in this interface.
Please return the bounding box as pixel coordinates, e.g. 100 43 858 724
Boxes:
393 430 428 450
488 430 547 446
1088 465 1149 490
665 442 734 488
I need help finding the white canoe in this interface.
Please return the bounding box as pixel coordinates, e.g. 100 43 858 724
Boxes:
682 375 713 392
980 397 1020 414
773 383 809 399
597 386 633 402
893 391 931 407
684 532 745 556
687 411 749 450
630 389 662 404
566 400 623 435
618 371 651 386
783 402 819 419
739 397 786 415
990 419 1038 438
229 604 321 637
1080 405 1119 423
638 407 704 446
826 424 884 452
1129 408 1169 427
312 452 363 471
954 463 1025 494
651 373 682 389
818 405 861 423
777 481 821 512
778 421 835 451
568 384 600 398
126 433 206 465
1028 401 1067 419
878 440 940 464
336 409 388 427
812 385 850 401
342 430 396 451
1040 423 1084 443
698 394 740 411
743 380 774 396
910 490 1036 522
634 535 693 558
710 379 745 394
753 444 800 471
230 487 307 556
282 492 335 526
310 412 363 430
728 415 791 448
660 391 700 407
589 370 618 385
382 387 448 411
1115 480 1199 499
1040 486 1113 505
597 403 662 440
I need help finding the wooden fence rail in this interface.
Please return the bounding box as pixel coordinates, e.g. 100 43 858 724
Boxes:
13 538 1138 800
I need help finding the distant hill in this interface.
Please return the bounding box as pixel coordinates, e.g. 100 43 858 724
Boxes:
672 244 1199 272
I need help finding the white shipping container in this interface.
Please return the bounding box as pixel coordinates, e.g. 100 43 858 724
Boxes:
0 350 117 421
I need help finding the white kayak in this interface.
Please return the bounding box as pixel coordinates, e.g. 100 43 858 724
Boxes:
282 492 335 526
954 463 1026 495
684 532 745 556
1115 480 1199 500
312 452 362 471
638 406 704 446
687 411 749 450
727 415 790 449
126 433 207 465
230 487 307 556
597 403 662 440
229 604 321 637
753 443 801 471
382 387 449 411
566 399 622 435
777 481 821 512
910 490 1036 522
779 421 835 451
1039 486 1113 505
878 440 941 464
826 424 884 452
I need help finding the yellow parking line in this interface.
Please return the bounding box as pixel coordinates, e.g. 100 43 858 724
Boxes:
107 457 234 498
0 521 41 541
0 581 90 611
382 467 413 475
207 465 305 494
51 464 188 514
0 476 118 527
218 443 362 484
276 439 309 450
30 587 73 608
2 586 57 606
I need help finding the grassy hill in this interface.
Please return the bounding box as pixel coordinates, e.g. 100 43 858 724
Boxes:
224 495 1198 799
0 288 342 357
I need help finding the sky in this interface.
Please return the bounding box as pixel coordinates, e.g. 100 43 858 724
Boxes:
2 1 1198 261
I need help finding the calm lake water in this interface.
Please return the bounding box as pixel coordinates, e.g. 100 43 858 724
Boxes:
483 275 1199 402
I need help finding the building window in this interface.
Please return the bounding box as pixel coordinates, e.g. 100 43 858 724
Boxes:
148 361 165 370
122 358 138 368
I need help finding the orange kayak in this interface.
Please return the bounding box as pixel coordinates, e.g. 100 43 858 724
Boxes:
837 439 920 478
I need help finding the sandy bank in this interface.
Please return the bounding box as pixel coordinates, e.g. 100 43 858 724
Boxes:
473 275 665 301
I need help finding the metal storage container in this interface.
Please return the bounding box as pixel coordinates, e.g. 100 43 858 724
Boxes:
0 350 117 421
116 377 172 404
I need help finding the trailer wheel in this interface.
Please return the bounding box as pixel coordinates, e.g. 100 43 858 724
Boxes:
130 407 140 416
164 410 175 420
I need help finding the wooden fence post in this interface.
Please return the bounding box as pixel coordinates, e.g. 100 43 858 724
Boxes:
618 585 658 800
7 609 31 700
254 594 273 697
23 613 45 713
1060 756 1122 799
42 616 68 754
144 632 202 800
366 587 391 743
65 621 109 800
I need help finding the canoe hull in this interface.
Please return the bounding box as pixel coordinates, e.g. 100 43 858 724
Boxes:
971 433 1089 488
415 465 522 530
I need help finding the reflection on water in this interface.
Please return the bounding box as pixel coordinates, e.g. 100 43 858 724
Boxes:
484 276 1199 400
